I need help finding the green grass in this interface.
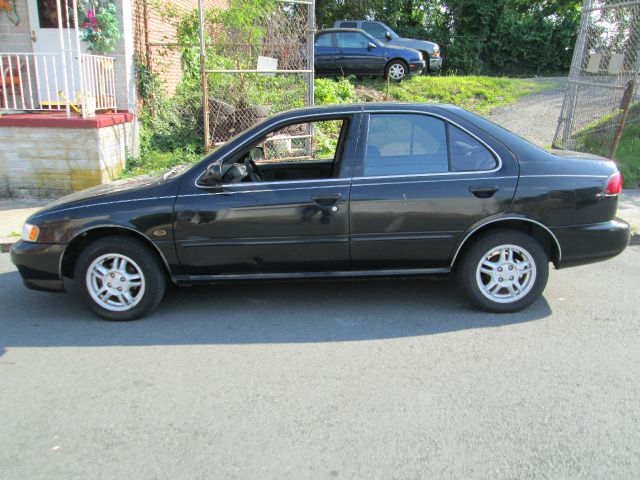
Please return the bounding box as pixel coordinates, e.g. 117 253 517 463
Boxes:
119 149 201 179
573 103 640 188
352 75 560 113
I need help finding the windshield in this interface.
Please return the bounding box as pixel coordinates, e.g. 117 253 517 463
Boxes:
382 22 400 39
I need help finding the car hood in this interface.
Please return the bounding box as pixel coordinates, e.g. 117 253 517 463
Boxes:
387 38 438 53
384 43 423 56
32 174 167 217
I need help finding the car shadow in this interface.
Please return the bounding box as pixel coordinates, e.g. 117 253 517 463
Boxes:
0 269 552 356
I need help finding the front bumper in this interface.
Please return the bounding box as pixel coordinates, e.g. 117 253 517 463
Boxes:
428 56 442 72
553 219 630 269
10 241 66 292
408 60 426 76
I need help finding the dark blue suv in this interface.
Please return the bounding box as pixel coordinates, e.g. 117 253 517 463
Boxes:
315 28 425 81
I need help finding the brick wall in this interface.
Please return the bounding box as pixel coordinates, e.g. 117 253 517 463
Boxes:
132 0 227 95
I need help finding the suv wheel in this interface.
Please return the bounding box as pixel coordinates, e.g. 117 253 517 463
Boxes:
457 229 549 312
74 236 166 320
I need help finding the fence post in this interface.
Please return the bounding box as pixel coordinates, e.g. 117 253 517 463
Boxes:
305 1 315 156
197 0 210 152
610 79 637 160
54 0 71 118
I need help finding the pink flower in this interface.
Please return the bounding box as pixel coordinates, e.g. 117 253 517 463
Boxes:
82 9 98 29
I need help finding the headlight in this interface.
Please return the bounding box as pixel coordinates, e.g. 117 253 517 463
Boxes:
22 223 40 242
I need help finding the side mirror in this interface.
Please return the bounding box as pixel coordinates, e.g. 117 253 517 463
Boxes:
250 146 264 161
200 162 222 185
385 31 392 40
367 42 377 50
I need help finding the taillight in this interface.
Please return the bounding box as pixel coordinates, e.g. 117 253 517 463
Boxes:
606 171 623 195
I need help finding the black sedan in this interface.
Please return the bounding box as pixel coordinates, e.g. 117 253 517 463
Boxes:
315 28 425 80
11 104 630 320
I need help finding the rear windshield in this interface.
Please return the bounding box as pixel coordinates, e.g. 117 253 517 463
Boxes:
442 106 548 156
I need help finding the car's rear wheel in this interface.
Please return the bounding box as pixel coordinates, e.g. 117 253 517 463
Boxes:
385 60 407 81
74 236 166 321
457 229 549 312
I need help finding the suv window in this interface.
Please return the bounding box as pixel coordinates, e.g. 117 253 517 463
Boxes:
362 21 388 41
364 114 448 176
336 31 368 49
339 21 358 28
449 125 497 171
315 33 333 47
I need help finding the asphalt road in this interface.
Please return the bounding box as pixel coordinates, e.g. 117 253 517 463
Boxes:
1 248 639 479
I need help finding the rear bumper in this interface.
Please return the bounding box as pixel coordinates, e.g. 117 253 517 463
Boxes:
553 219 630 269
10 241 66 292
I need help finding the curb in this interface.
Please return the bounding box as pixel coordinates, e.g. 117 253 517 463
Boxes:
1 242 14 253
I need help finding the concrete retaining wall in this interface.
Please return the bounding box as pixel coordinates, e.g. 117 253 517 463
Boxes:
0 121 137 198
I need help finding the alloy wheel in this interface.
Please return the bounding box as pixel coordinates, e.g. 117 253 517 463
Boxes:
475 244 537 304
86 253 146 312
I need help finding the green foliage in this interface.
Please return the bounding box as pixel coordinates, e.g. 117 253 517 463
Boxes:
314 78 357 104
120 148 201 178
78 0 121 54
573 104 640 188
352 75 559 113
316 0 582 75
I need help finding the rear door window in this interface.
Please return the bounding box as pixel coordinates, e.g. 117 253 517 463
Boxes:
364 114 448 176
336 32 369 49
449 125 497 171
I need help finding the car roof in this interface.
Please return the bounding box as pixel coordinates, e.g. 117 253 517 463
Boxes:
316 28 368 34
269 103 453 118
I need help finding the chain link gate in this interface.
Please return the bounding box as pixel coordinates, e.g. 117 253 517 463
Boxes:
553 0 640 158
197 0 315 154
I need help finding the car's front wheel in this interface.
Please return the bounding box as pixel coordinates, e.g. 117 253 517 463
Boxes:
74 236 166 320
457 229 549 312
385 60 407 81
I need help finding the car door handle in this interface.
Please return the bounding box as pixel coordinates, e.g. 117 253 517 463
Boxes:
468 185 499 198
311 193 341 204
311 193 341 211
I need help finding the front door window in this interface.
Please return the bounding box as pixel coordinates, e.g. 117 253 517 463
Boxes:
37 0 73 28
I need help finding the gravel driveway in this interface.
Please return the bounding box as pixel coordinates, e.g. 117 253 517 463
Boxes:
485 78 568 147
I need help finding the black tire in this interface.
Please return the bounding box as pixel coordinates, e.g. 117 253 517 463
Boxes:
74 236 166 321
420 51 430 74
209 99 236 116
456 229 549 313
385 59 408 82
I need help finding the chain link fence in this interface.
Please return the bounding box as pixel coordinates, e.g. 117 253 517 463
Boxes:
553 0 640 159
200 0 315 150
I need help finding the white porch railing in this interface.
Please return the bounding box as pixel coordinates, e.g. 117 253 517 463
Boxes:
0 52 116 115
